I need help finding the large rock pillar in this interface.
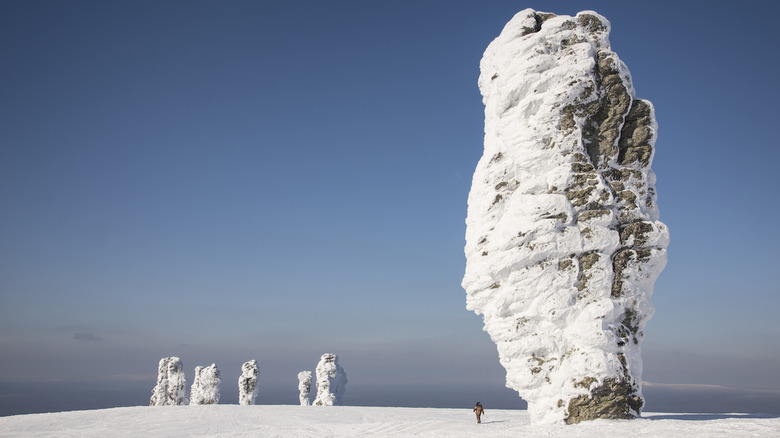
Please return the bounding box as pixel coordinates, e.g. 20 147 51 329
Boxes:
463 9 669 424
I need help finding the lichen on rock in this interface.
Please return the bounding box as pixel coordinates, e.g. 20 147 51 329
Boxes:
463 8 669 424
566 377 644 424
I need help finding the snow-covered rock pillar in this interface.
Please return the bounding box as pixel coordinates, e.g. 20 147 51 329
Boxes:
313 354 347 406
238 360 260 405
150 356 187 406
463 9 669 424
298 371 313 406
190 363 221 405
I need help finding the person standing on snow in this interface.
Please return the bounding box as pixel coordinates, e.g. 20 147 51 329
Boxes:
473 402 485 423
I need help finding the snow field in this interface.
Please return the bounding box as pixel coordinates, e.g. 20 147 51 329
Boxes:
1 406 778 437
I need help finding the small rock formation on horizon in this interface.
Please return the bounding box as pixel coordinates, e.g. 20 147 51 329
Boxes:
238 360 260 405
298 371 313 406
463 9 669 424
150 357 188 406
190 363 221 405
313 354 347 406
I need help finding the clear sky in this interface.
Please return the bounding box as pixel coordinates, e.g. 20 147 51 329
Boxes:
1 0 779 415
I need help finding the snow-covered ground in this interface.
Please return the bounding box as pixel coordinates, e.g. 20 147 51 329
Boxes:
1 405 777 437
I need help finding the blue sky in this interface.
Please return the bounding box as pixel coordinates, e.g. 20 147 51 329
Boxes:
1 0 779 415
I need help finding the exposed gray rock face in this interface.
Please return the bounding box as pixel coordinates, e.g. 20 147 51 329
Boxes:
150 357 187 406
238 360 260 405
462 9 669 424
190 363 221 405
313 354 347 406
297 371 313 406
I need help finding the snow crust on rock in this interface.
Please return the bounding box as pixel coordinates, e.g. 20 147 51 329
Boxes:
298 371 313 406
149 357 187 406
463 9 669 424
313 354 347 406
238 360 259 406
190 364 221 405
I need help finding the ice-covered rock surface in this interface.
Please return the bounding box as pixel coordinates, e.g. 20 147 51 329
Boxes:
298 371 313 406
313 354 347 406
238 360 259 406
190 364 221 405
463 9 669 424
149 357 187 406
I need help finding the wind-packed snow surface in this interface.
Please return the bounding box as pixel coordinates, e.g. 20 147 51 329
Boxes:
313 354 347 406
190 364 221 405
463 9 669 424
149 357 187 406
2 407 777 438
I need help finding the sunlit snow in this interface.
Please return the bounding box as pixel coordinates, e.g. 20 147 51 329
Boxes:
0 406 777 437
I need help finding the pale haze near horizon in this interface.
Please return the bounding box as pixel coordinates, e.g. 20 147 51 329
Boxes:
1 0 778 416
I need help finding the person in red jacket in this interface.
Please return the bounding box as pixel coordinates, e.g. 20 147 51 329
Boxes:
473 402 485 423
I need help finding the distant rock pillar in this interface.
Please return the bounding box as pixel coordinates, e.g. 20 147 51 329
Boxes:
298 371 313 406
150 356 187 406
238 360 260 405
190 363 221 405
313 354 347 406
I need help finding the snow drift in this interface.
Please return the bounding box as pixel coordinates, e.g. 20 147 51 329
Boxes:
463 9 669 424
